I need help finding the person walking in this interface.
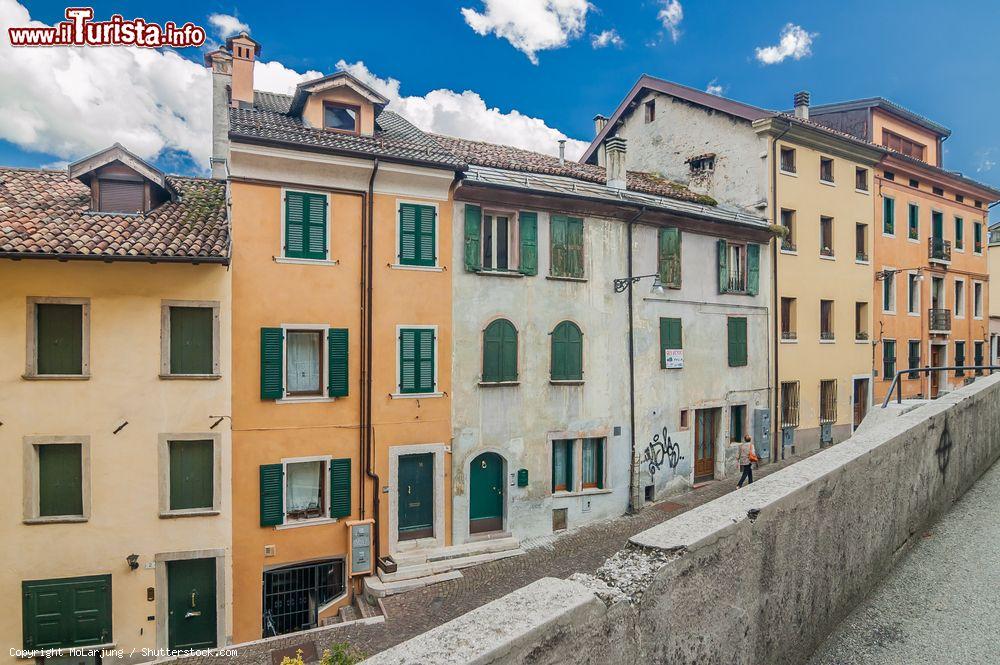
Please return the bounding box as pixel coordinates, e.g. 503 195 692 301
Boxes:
737 434 757 488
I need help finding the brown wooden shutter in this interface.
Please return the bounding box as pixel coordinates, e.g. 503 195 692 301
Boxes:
98 179 144 213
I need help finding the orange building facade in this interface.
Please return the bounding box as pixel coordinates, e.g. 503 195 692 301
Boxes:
208 35 460 642
811 100 1000 403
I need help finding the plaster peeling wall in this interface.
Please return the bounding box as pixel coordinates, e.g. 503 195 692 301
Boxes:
616 92 770 215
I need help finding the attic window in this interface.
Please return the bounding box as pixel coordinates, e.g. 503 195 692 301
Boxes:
323 102 359 134
98 178 144 214
688 154 715 173
644 100 655 123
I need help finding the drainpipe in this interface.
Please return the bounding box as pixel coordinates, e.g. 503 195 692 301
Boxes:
626 206 647 514
363 158 380 558
770 124 791 462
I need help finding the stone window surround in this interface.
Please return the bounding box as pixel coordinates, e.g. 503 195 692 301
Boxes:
158 432 223 518
154 549 227 651
159 300 222 379
23 296 91 380
23 435 92 524
547 427 612 497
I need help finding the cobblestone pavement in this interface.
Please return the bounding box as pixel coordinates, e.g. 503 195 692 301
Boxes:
338 451 818 657
809 459 1000 665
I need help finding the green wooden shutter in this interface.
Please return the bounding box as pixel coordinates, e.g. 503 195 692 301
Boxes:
400 328 434 393
260 328 284 399
500 321 518 381
550 215 567 276
417 329 436 393
566 217 584 278
483 320 518 382
169 307 213 375
399 203 417 264
746 243 760 296
22 575 112 650
551 321 582 380
285 192 327 260
717 239 729 293
518 212 538 275
284 191 306 258
464 204 482 271
38 444 82 517
327 328 349 397
169 440 213 510
399 203 435 266
305 193 328 260
259 464 283 526
883 197 895 234
329 458 351 519
36 304 83 375
399 329 416 393
659 317 682 369
595 440 604 490
658 227 681 288
728 317 748 367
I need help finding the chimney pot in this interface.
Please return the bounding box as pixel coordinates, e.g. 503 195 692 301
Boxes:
593 114 609 138
604 136 627 189
558 140 566 166
794 91 810 120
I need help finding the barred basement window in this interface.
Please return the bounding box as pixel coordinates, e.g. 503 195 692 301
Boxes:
819 380 837 424
262 559 345 637
780 382 800 428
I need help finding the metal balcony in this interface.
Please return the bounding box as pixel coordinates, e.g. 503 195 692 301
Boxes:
928 237 951 263
928 308 951 333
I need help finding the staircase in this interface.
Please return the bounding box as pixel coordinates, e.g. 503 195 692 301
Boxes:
364 536 524 598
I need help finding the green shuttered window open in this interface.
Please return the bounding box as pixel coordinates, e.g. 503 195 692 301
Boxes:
399 203 436 266
659 318 682 369
259 464 283 526
550 215 584 278
746 243 760 296
551 321 583 381
399 328 436 394
260 327 349 400
169 440 214 511
36 303 83 375
329 458 351 518
464 204 482 271
260 328 284 399
169 306 213 375
727 317 748 367
327 328 349 397
657 227 681 288
284 191 328 260
22 575 112 650
883 197 895 235
38 444 83 517
482 319 518 382
518 212 538 275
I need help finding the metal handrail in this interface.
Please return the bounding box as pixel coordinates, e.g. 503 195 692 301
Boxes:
881 365 999 408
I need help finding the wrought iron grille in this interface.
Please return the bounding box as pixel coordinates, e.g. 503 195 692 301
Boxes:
928 237 952 261
780 381 800 428
262 559 345 637
726 267 746 293
928 308 951 332
819 380 837 424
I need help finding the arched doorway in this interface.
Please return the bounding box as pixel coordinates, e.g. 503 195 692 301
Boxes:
469 452 504 534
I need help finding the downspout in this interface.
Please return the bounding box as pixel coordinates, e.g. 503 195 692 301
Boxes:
363 158 380 558
770 124 791 462
626 206 647 514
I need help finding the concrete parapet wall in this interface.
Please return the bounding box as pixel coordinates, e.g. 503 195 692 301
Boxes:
368 375 1000 664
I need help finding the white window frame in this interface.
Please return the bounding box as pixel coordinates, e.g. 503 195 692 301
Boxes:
23 435 91 524
392 324 442 399
392 199 443 272
24 296 91 379
278 323 334 404
276 188 336 266
278 454 334 528
973 280 984 319
160 300 221 379
953 278 966 319
158 433 223 518
479 208 520 273
907 271 921 317
881 267 897 314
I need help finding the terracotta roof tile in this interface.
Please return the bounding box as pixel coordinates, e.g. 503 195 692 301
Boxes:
0 168 229 261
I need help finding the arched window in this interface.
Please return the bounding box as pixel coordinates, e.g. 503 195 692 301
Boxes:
550 321 583 381
482 319 518 382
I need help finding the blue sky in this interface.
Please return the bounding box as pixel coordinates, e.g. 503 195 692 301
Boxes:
4 0 1000 215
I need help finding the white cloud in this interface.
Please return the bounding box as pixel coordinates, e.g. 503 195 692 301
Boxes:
253 60 324 95
657 0 683 43
591 29 624 49
755 23 817 65
460 0 590 64
337 60 589 160
706 79 724 96
207 13 249 39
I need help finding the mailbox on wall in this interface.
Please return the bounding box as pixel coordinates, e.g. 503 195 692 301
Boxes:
346 519 375 577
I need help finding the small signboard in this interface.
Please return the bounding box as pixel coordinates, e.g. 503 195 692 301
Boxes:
346 519 375 577
664 349 684 369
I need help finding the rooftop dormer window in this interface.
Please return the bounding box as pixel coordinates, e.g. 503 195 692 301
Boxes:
67 143 172 215
323 102 360 135
97 176 144 213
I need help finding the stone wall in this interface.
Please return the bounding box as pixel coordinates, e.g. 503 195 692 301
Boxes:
366 374 1000 664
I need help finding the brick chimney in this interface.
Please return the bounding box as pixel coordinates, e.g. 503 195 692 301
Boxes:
228 31 260 109
605 136 627 189
204 48 232 180
794 91 810 120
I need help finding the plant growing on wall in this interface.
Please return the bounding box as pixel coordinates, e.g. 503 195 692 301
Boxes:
280 645 365 665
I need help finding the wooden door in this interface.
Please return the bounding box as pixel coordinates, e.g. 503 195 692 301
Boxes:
469 453 504 534
398 453 434 541
694 409 718 481
167 559 217 650
930 345 943 398
853 378 869 429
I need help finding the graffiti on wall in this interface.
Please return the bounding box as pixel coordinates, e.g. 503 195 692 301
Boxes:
936 424 953 479
643 426 683 479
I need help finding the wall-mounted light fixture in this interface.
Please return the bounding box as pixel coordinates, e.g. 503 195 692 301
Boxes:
126 554 139 570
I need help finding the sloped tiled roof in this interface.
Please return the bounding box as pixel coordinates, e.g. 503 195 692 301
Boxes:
229 91 465 169
432 134 716 205
0 168 229 261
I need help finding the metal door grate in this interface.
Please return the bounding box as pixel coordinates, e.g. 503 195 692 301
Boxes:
262 559 344 637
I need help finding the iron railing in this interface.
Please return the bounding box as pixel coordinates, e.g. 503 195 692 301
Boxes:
881 365 998 408
928 308 951 332
781 331 797 340
928 237 952 262
856 250 869 262
726 269 746 293
262 559 345 637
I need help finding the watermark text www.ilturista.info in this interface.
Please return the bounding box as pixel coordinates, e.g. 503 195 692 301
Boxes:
8 7 206 48
10 647 240 659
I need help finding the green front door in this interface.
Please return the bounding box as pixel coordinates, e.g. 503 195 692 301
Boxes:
398 453 434 541
167 559 216 651
469 453 504 534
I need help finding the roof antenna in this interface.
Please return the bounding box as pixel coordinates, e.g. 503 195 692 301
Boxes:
558 139 566 166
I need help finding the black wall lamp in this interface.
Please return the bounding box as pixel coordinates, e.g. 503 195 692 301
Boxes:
126 554 139 570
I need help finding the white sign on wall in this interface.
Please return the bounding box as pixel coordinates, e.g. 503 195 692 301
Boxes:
664 349 684 369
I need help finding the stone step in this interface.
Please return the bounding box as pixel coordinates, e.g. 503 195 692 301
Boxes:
364 570 463 598
378 547 525 583
354 593 380 620
389 536 521 568
337 604 359 623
